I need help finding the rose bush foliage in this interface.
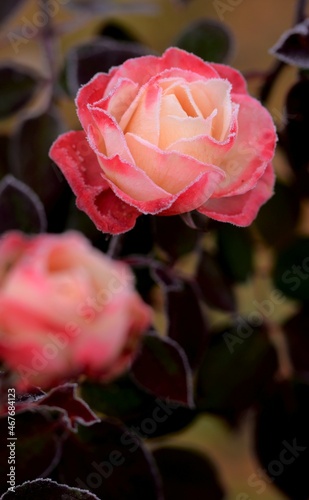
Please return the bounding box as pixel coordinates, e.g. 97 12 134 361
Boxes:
0 231 151 389
50 47 277 234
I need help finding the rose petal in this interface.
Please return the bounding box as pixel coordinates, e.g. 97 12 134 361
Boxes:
0 334 72 389
150 67 212 88
85 114 178 213
88 107 134 162
96 154 175 214
1 265 93 328
78 250 134 299
74 310 130 371
211 63 247 94
118 68 206 132
162 80 203 117
104 78 139 122
49 131 139 234
189 79 232 141
198 161 275 226
79 78 139 133
76 71 117 130
85 123 174 210
104 54 163 93
0 232 29 285
0 297 67 338
126 132 224 194
214 94 277 197
159 110 217 149
74 293 150 375
162 47 220 80
124 83 162 146
160 93 188 118
162 166 226 215
166 103 238 164
104 47 219 92
88 185 139 234
166 132 234 164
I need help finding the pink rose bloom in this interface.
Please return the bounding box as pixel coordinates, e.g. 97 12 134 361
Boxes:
0 231 151 389
50 47 276 235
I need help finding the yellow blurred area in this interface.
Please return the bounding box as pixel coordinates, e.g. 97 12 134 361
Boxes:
0 1 301 498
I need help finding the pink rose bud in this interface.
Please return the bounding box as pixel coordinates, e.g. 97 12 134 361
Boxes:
0 231 151 390
49 47 277 235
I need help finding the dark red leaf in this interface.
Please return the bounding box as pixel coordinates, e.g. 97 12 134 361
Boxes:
217 224 253 282
81 375 197 439
154 215 199 262
270 19 309 68
53 419 163 500
0 65 38 119
196 250 236 312
154 447 225 500
196 321 278 423
9 109 66 209
0 175 46 233
37 383 99 430
254 381 309 500
255 181 300 247
280 79 309 194
0 478 100 499
132 333 194 407
0 408 67 494
283 308 309 375
166 279 209 369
